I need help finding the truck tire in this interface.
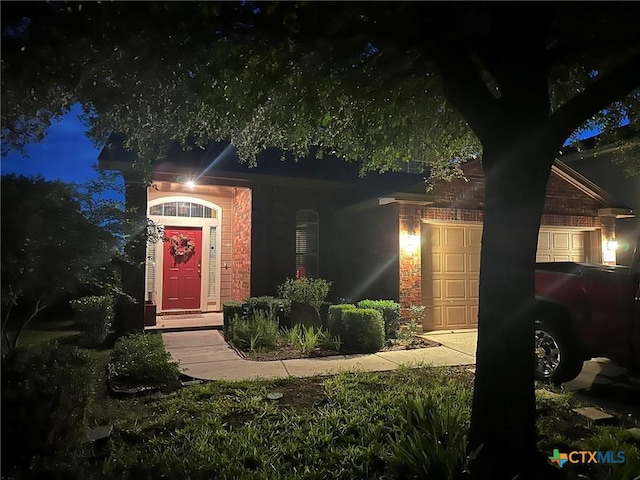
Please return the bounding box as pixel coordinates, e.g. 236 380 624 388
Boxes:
534 319 584 384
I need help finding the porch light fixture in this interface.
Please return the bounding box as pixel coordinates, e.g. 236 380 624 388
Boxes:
603 239 617 264
400 232 420 254
176 175 196 189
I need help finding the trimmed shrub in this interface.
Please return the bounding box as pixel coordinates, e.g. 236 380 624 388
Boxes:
277 277 332 311
1 343 96 476
244 296 290 326
327 303 357 337
222 301 245 332
340 308 385 353
110 333 180 389
357 299 401 340
226 310 280 352
244 296 289 312
70 295 114 346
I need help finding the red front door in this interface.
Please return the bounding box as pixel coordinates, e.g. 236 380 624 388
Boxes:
162 227 202 310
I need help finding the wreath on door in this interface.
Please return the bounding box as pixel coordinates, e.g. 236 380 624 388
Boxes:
170 233 196 257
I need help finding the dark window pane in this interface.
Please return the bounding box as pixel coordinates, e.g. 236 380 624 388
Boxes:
149 205 162 215
163 202 177 216
178 202 191 216
191 203 204 217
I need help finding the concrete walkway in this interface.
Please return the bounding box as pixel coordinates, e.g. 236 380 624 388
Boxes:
162 329 477 381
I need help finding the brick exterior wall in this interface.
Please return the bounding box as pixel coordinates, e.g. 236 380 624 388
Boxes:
332 202 400 302
247 183 401 302
398 161 617 314
232 187 252 301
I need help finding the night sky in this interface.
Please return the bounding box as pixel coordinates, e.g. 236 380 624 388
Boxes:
1 103 124 195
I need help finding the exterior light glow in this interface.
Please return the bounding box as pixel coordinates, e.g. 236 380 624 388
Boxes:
185 180 195 189
603 239 617 264
400 233 420 254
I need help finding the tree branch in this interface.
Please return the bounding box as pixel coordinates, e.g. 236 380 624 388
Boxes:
11 295 49 350
548 53 640 146
427 45 501 140
2 290 17 333
2 329 12 353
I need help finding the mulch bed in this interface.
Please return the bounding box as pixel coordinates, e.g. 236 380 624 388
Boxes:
237 336 441 362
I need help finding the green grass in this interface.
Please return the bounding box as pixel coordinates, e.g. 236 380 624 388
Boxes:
4 319 640 480
9 319 83 347
72 366 640 480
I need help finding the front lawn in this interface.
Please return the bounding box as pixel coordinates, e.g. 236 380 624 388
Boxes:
3 326 639 480
89 367 640 479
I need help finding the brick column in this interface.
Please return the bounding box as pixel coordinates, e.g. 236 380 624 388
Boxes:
232 187 252 300
399 205 423 316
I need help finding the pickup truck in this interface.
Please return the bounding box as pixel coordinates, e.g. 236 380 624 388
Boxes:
534 242 640 383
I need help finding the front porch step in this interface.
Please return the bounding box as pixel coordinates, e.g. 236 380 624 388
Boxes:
145 312 224 333
146 324 223 333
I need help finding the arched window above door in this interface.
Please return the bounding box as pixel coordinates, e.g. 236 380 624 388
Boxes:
149 201 216 218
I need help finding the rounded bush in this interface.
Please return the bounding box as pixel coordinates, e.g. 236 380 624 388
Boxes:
327 304 357 337
357 299 401 340
110 333 180 389
341 308 385 353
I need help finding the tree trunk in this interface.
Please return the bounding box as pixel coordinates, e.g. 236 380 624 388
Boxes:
468 139 557 479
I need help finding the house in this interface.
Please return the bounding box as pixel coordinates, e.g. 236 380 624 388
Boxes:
99 137 633 332
558 142 639 267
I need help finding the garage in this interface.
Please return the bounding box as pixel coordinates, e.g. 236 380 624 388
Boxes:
420 222 597 331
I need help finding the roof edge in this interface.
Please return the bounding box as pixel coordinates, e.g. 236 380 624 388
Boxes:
551 160 628 209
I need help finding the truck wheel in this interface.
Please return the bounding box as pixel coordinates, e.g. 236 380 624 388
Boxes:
534 320 583 384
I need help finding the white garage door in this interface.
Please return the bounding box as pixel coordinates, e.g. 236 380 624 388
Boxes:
421 223 588 331
536 229 585 262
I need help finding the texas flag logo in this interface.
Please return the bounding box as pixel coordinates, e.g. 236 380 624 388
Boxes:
549 449 569 468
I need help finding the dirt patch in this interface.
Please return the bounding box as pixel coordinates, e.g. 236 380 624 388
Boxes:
263 377 329 409
236 336 441 362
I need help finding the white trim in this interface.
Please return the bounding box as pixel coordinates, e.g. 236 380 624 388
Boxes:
420 220 598 231
420 219 483 225
148 196 222 312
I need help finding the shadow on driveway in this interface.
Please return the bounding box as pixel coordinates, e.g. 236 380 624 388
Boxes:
563 358 640 420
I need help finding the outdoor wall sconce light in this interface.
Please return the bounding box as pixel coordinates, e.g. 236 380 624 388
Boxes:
603 239 618 264
185 180 195 190
400 232 420 254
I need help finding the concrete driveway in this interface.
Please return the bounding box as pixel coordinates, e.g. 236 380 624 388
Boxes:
422 329 640 418
420 329 478 358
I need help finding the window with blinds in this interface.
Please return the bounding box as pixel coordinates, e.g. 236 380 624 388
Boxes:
296 210 319 278
145 243 156 302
